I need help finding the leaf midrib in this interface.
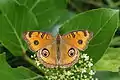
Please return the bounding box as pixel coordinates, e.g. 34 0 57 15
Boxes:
93 11 118 38
4 14 25 53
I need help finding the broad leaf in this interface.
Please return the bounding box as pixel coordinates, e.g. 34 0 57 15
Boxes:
16 0 67 29
16 0 66 10
60 8 119 63
94 48 120 71
0 2 39 56
0 53 43 80
95 71 120 80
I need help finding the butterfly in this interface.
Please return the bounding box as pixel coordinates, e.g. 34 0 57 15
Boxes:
23 30 93 68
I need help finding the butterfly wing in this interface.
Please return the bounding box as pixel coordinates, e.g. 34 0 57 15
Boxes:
23 31 57 68
37 42 57 68
23 31 55 52
61 30 93 51
58 37 79 68
58 30 93 68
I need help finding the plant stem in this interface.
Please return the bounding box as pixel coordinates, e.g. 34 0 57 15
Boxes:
23 54 45 76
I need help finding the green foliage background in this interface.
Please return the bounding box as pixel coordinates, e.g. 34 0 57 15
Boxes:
0 0 120 80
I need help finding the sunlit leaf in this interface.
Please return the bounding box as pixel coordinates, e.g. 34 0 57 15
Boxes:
60 8 119 63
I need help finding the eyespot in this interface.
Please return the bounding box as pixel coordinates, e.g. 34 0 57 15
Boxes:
41 48 50 58
68 48 75 57
34 40 39 45
78 40 83 44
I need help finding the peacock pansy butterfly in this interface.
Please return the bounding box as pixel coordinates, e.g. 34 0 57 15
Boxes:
23 30 93 68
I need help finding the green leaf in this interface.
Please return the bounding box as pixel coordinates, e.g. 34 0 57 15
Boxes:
16 0 66 10
0 53 43 80
60 8 119 63
95 71 120 80
16 0 67 29
30 0 67 30
0 2 39 56
94 48 120 71
13 66 44 80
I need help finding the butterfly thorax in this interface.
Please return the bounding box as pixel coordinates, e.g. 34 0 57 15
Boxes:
56 34 61 44
56 34 61 61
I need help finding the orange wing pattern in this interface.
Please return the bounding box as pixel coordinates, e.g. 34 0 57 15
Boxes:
59 40 79 68
23 31 55 52
23 30 93 68
37 42 57 68
62 30 93 51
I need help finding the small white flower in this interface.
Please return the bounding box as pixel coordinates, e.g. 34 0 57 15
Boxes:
30 55 34 58
52 76 57 79
78 60 83 64
88 62 93 67
91 78 94 80
35 58 37 60
81 68 87 73
81 54 89 61
84 63 87 66
90 58 93 61
35 60 40 66
60 74 65 79
85 55 89 61
81 54 87 58
89 70 95 75
70 76 74 79
91 78 98 80
77 75 80 79
81 74 83 78
65 71 72 76
33 54 36 57
46 69 50 72
89 75 92 79
84 75 87 78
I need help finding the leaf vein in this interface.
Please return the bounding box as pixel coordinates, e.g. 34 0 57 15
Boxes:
4 14 25 53
93 11 117 39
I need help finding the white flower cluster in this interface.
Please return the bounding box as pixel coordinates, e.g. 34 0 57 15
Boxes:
31 53 98 80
